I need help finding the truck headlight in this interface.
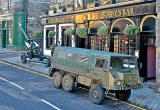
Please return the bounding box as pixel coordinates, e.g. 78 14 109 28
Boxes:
123 64 129 68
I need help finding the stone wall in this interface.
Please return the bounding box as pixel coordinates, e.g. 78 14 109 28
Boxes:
0 0 9 14
26 0 50 37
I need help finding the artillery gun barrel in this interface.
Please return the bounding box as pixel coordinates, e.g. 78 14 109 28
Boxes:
18 23 29 41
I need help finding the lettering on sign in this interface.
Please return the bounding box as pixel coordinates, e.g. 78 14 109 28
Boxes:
102 8 134 18
47 16 75 24
47 8 134 24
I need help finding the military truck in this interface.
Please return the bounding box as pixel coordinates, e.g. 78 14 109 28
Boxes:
49 46 143 104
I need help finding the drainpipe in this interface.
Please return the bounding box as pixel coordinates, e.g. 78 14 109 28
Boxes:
156 0 160 92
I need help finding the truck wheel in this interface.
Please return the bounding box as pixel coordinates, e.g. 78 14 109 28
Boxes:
21 53 27 64
89 84 105 105
62 75 74 92
116 90 131 101
53 72 63 88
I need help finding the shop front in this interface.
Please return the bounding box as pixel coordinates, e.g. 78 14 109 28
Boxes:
0 14 13 49
43 16 75 56
43 1 156 79
0 13 26 50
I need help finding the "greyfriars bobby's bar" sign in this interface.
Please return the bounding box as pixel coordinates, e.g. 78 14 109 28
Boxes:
46 2 155 24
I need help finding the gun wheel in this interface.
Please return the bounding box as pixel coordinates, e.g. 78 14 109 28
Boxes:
21 53 27 64
89 84 105 105
62 75 74 92
53 72 63 88
116 90 131 101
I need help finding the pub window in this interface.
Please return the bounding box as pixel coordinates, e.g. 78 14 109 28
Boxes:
112 35 135 55
89 21 109 51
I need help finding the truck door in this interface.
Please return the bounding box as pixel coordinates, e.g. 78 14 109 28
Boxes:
93 58 110 88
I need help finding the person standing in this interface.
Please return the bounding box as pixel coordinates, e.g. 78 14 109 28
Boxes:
50 42 56 56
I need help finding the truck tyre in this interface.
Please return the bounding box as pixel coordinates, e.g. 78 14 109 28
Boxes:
89 84 105 105
62 75 74 92
116 89 131 101
53 72 63 88
21 53 27 64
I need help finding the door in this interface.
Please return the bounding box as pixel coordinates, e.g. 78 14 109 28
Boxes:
147 45 156 78
93 58 109 89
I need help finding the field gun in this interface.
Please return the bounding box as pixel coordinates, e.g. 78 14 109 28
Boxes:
19 23 51 67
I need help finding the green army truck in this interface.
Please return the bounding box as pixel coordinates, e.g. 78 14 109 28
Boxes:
49 46 143 104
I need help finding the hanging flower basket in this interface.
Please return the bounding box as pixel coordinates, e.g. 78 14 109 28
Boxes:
76 27 88 38
34 31 42 38
124 25 140 36
97 27 108 38
48 31 56 38
65 28 73 37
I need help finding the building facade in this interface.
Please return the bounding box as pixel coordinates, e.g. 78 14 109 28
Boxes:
42 0 156 80
0 0 50 50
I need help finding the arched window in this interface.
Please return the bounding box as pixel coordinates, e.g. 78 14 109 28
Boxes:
88 20 109 51
110 18 135 55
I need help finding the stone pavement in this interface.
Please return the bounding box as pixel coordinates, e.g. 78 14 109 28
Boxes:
0 48 160 110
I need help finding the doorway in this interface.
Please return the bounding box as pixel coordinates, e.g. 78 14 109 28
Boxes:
140 15 156 80
43 25 56 56
59 23 75 47
78 37 85 48
139 35 156 79
61 28 72 46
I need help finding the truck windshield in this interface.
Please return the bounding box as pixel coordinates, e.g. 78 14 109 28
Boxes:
110 57 137 70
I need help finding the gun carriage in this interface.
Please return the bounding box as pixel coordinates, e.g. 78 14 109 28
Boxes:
19 23 51 67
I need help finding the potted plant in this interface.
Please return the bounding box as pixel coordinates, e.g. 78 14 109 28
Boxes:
41 8 48 15
97 27 108 37
76 27 88 38
57 5 66 12
124 25 140 36
87 0 99 8
66 4 73 12
50 7 57 13
102 0 112 5
65 28 73 37
34 32 43 46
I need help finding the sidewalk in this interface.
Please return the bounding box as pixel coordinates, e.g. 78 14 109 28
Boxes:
0 48 160 110
0 48 16 54
0 48 49 75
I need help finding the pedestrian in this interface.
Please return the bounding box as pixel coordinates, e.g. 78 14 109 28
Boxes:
57 41 61 46
50 42 56 56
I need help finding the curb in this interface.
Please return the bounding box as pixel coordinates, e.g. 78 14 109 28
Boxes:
127 100 151 110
